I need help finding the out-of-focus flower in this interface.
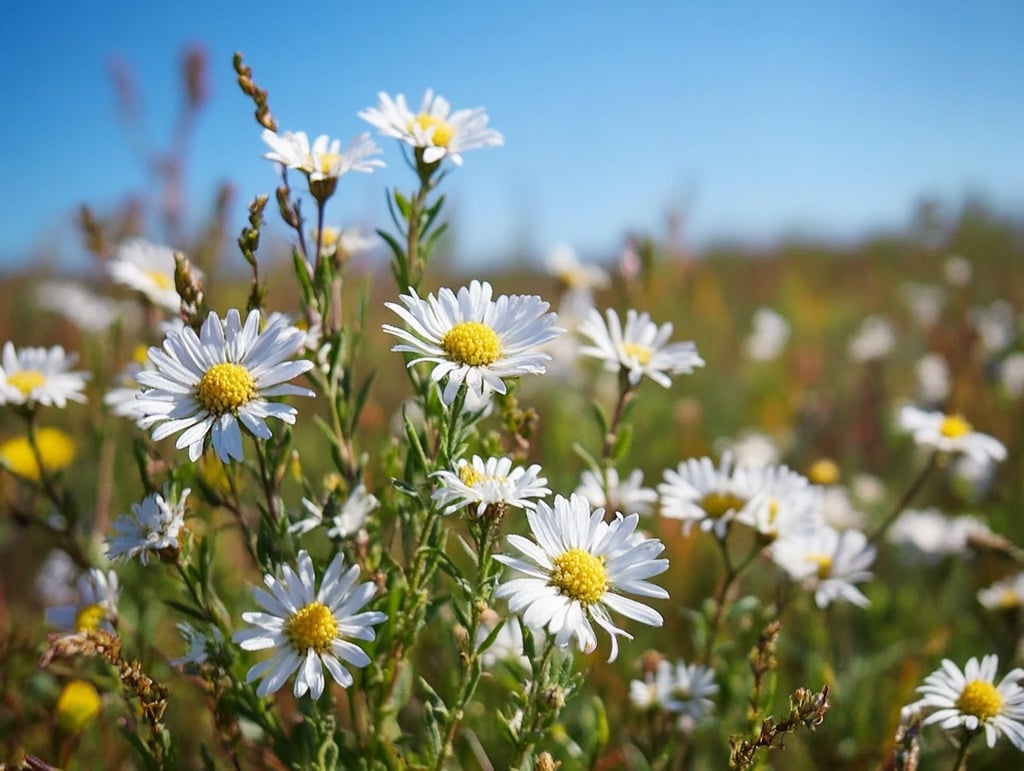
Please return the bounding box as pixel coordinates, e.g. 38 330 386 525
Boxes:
807 458 840 487
104 345 154 424
887 508 992 562
546 244 610 319
383 280 561 406
745 308 790 362
847 315 895 362
1000 352 1024 399
716 431 781 468
36 281 122 332
35 549 77 605
574 468 657 517
0 343 89 408
978 574 1024 612
736 464 823 542
45 568 120 633
910 655 1024 749
629 658 718 721
659 452 756 539
56 680 102 735
170 621 224 667
0 428 76 480
432 455 549 517
233 550 386 699
970 300 1017 355
772 526 876 608
578 308 704 388
898 405 1006 465
135 309 314 463
359 89 503 166
944 254 973 287
915 352 950 405
313 226 378 262
819 485 868 530
261 130 383 183
495 494 669 662
105 487 189 565
108 239 187 312
901 283 945 329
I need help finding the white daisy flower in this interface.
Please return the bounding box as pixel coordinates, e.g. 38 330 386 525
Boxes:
1000 352 1024 400
431 455 550 517
979 574 1024 612
944 254 973 287
574 468 658 517
233 550 386 699
970 300 1016 355
108 238 187 312
105 487 189 565
819 485 868 531
359 89 503 166
666 660 719 720
901 282 945 329
916 352 950 405
745 307 790 362
36 281 123 332
887 508 992 563
771 526 876 608
135 309 315 463
578 307 704 388
261 129 383 184
34 549 77 606
382 280 561 406
898 405 1007 465
494 493 670 662
658 452 756 539
290 484 380 538
913 654 1024 749
717 430 781 468
0 343 89 408
45 568 120 633
630 658 676 711
847 315 895 362
734 464 823 542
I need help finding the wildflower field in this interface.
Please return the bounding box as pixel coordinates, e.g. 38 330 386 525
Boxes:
1 52 1024 771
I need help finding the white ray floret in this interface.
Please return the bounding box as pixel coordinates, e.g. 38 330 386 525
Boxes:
105 487 190 565
574 467 658 517
432 455 550 517
658 452 757 539
0 343 89 408
134 309 314 463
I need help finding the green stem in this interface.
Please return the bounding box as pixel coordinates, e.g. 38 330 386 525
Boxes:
512 636 559 769
951 730 975 771
701 536 761 666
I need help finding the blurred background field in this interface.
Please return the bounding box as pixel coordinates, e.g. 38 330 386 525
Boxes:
2 3 1024 769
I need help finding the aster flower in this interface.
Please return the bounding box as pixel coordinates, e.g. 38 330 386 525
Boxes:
494 493 669 662
666 660 720 720
382 280 561 406
290 484 379 538
574 467 658 517
630 658 677 711
658 452 756 539
734 464 823 541
108 239 187 312
134 309 314 463
233 550 386 699
45 568 120 633
979 574 1024 612
771 526 876 608
105 487 189 565
898 405 1006 465
359 89 503 166
0 343 89 408
431 455 550 517
912 654 1024 749
578 307 704 388
261 130 383 184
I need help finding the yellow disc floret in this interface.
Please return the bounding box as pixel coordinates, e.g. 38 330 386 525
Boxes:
620 342 653 366
56 680 102 735
458 462 484 487
284 601 339 654
7 369 46 395
316 152 341 175
195 363 257 415
808 458 840 486
74 603 106 632
956 679 1003 722
699 491 747 520
940 414 972 439
441 321 502 367
412 114 454 147
0 428 76 481
805 554 833 581
549 548 608 605
145 270 175 291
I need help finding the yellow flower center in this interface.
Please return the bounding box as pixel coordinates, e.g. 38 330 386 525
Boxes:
997 590 1021 609
940 414 972 439
318 227 340 247
459 463 484 486
7 369 46 395
284 601 339 654
440 321 502 367
412 114 454 147
0 428 76 481
75 603 106 632
145 269 174 291
805 554 833 580
56 680 102 735
549 548 608 605
808 458 840 486
699 491 748 520
132 344 151 366
956 679 1003 721
316 151 341 175
195 363 257 415
620 342 653 366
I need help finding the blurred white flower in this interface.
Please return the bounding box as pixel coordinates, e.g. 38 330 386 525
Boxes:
170 621 224 667
36 282 122 332
0 343 89 408
819 485 867 530
630 658 718 720
898 405 1006 465
659 452 758 539
716 431 781 468
943 254 972 287
847 315 895 363
887 507 992 562
546 244 610 319
901 283 945 329
574 467 658 517
745 308 790 362
45 568 120 633
261 130 383 183
1000 352 1024 399
772 526 876 608
915 352 950 405
290 484 379 539
978 573 1024 612
34 549 77 605
108 239 187 312
970 300 1016 355
850 473 886 507
735 464 823 541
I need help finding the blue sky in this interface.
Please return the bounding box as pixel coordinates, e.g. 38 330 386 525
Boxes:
1 2 1022 272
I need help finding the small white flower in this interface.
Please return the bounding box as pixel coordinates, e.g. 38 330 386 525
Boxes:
135 309 314 463
916 352 950 405
887 508 992 562
716 431 781 468
658 452 756 539
913 654 1024 749
36 282 122 332
290 484 380 538
970 300 1016 355
313 226 378 262
432 455 549 517
944 254 973 287
666 660 719 720
233 550 386 699
898 405 1006 465
105 487 189 565
383 280 561 406
574 468 657 517
578 307 704 388
901 282 945 329
108 239 188 312
745 308 790 362
45 568 120 633
735 464 823 541
170 621 224 667
771 526 876 608
35 549 77 605
261 130 383 182
847 315 895 362
1000 352 1024 399
630 658 676 711
495 493 669 662
359 89 503 166
104 347 154 424
819 485 867 531
979 574 1024 612
0 343 89 408
546 244 610 319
